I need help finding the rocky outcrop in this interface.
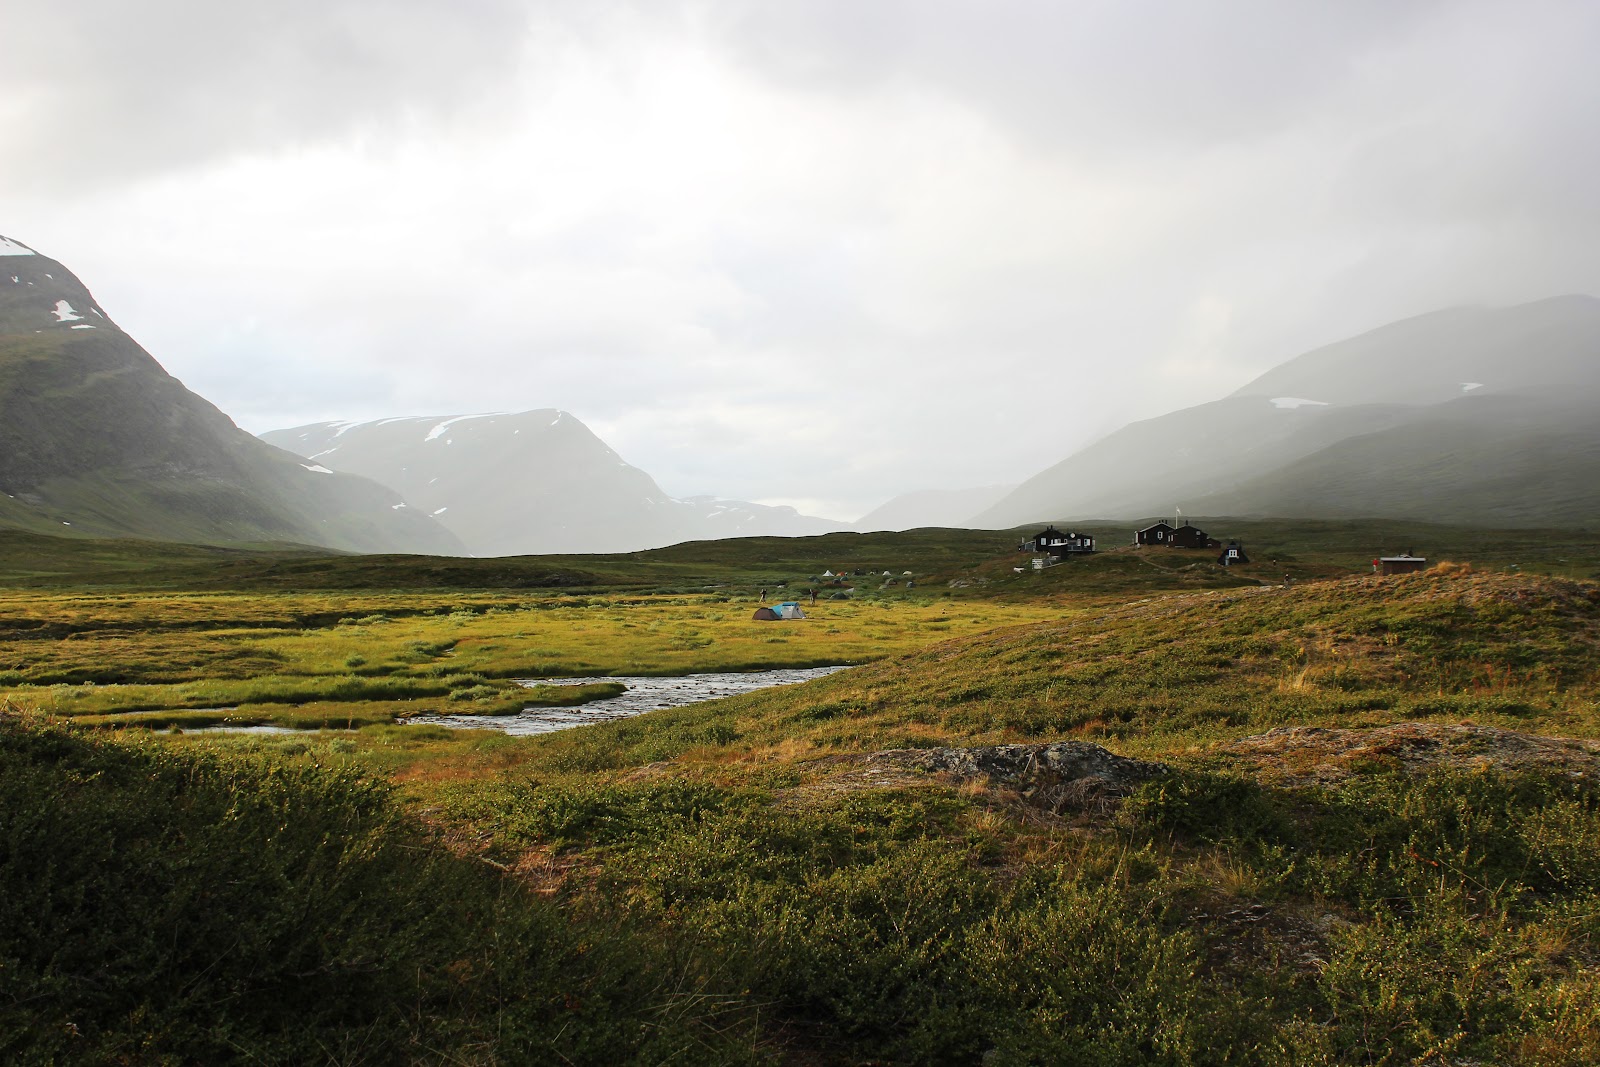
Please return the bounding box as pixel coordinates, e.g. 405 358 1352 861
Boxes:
869 742 1168 812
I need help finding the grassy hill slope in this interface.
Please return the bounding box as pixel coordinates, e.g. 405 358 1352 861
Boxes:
0 525 1024 590
414 568 1600 1063
516 567 1600 767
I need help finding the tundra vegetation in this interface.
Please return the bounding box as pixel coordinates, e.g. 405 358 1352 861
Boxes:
5 519 1600 1064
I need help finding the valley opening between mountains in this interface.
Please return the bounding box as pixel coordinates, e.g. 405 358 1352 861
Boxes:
4 0 1600 1047
9 519 1600 1064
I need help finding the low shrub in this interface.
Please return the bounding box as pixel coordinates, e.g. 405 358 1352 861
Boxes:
0 717 767 1065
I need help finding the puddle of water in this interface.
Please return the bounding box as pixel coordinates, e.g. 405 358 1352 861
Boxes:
97 708 298 735
191 724 299 735
406 665 850 736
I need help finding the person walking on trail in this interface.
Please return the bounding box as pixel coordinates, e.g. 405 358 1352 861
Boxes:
759 588 766 601
809 588 817 605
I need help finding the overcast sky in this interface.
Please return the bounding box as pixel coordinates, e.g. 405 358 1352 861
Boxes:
7 0 1600 520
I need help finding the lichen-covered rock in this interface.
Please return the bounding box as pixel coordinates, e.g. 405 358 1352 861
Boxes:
869 742 1168 812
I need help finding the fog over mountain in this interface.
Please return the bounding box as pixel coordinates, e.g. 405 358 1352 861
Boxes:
6 220 1599 553
261 411 845 556
853 487 1015 533
978 296 1600 529
8 2 1599 520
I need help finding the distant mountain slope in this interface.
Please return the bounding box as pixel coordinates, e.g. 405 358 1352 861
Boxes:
261 411 846 555
1231 295 1600 406
974 396 1417 526
1187 395 1600 526
977 296 1600 528
854 486 1015 532
0 235 462 554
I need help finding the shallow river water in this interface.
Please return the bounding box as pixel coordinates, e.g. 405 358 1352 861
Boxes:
405 665 851 736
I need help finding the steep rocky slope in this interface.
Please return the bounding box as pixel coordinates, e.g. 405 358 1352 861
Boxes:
0 235 461 553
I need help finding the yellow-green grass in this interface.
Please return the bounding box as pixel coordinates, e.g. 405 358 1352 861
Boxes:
435 567 1600 779
410 568 1600 1064
0 591 1062 719
25 567 1600 1062
114 566 1598 780
134 566 1600 793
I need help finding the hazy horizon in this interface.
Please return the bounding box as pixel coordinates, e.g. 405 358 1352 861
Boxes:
8 1 1599 520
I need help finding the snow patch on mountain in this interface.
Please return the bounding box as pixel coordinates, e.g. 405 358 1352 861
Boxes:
425 413 505 441
52 300 83 323
1271 397 1328 410
0 236 35 256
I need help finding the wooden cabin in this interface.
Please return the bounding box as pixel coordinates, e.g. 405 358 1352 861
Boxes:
1136 521 1219 549
1135 521 1174 546
1218 541 1249 566
1024 525 1096 557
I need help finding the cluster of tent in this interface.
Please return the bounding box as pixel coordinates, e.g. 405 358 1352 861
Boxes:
821 569 914 578
751 567 919 620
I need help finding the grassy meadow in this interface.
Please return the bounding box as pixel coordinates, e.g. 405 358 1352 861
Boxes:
7 520 1600 1063
0 589 1059 728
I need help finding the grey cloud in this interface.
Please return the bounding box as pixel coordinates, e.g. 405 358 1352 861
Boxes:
702 0 1447 153
10 1 1600 520
3 0 531 193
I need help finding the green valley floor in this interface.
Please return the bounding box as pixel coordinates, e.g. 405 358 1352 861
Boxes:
5 522 1600 1064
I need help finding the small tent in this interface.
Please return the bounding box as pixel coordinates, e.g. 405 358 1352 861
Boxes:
776 602 806 620
751 607 780 621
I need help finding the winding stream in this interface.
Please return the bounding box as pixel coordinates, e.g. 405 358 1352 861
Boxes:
406 665 851 736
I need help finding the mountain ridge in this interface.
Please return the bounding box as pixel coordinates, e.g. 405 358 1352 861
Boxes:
0 234 463 554
262 410 848 555
975 295 1600 529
